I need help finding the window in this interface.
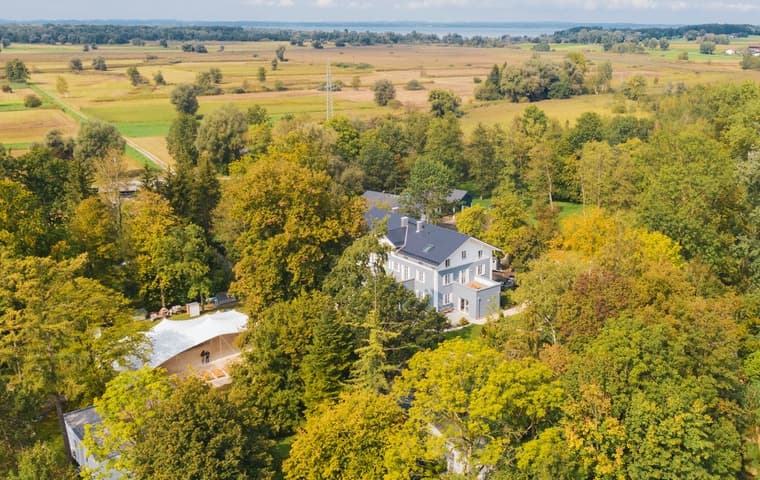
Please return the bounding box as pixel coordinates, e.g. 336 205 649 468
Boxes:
443 292 451 304
443 273 452 285
404 265 410 279
477 264 485 276
394 262 400 273
478 249 483 259
445 258 451 267
417 270 425 282
461 250 467 260
459 270 466 284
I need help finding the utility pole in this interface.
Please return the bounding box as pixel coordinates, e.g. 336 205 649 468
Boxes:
326 61 333 121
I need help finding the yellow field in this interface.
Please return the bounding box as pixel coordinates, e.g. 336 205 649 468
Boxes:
2 37 760 156
0 109 78 144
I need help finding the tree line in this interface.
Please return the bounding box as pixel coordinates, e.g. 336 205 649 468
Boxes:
0 23 533 48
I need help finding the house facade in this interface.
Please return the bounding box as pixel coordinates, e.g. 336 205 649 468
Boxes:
366 207 501 322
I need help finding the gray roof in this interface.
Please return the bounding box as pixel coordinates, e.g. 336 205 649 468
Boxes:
447 189 470 202
64 406 102 442
365 207 470 266
361 191 400 210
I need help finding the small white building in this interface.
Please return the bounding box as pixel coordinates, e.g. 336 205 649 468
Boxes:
186 301 201 317
63 406 120 479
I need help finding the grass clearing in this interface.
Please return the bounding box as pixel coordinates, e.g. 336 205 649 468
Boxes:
442 324 483 343
557 201 583 221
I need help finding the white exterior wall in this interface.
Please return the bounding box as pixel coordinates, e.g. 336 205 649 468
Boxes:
385 238 500 320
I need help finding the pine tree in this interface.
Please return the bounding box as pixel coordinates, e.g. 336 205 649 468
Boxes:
300 310 353 410
189 157 221 233
350 308 398 393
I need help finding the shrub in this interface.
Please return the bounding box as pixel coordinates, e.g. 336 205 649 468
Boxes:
24 94 42 108
677 51 689 61
92 57 107 71
611 103 627 114
317 80 343 91
621 75 647 100
69 58 83 72
700 41 716 55
274 80 286 91
404 79 424 90
532 42 551 51
1 84 12 93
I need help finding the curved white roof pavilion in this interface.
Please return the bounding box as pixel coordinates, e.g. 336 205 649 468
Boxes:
145 310 248 368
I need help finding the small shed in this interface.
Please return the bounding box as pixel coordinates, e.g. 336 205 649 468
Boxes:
446 189 473 213
186 302 201 318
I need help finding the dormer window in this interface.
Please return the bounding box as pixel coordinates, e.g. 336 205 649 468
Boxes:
461 251 467 260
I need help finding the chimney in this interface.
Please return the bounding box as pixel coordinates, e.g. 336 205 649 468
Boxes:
400 216 408 228
416 218 424 233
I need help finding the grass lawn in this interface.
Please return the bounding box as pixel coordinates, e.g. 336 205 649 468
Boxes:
556 201 583 221
442 324 483 343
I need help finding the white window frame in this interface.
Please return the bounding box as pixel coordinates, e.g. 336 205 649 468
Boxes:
477 264 485 276
443 273 452 285
478 249 483 259
461 250 467 260
443 292 451 304
417 270 425 282
445 258 451 267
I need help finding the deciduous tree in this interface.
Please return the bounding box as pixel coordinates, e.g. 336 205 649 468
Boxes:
399 157 454 222
283 389 405 480
169 83 199 115
373 79 396 106
194 104 247 173
216 158 364 313
386 339 564 478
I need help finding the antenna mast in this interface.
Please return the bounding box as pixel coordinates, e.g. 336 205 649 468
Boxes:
326 61 333 121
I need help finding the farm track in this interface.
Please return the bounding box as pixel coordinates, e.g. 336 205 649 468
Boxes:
27 82 167 170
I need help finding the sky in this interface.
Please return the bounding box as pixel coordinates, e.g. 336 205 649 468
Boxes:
2 0 758 25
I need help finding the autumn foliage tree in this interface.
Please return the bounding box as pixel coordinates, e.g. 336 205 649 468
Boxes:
216 157 365 313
